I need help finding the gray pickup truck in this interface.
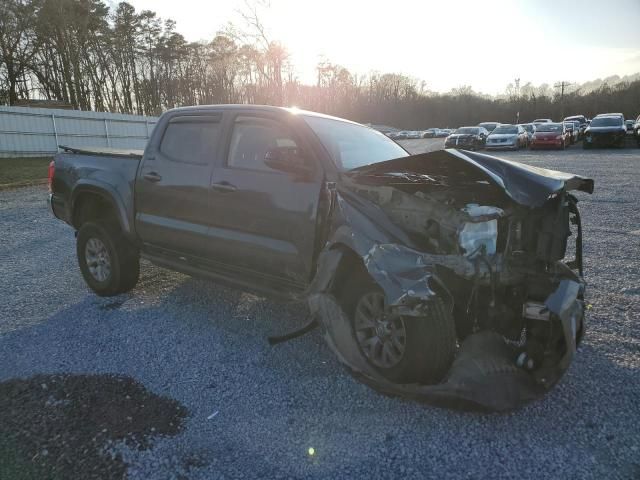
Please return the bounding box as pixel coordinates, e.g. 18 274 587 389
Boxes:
48 105 594 410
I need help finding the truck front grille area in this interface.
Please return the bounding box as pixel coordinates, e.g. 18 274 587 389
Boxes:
510 194 583 273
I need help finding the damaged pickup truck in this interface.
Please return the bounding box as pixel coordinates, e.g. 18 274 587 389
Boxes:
48 105 594 411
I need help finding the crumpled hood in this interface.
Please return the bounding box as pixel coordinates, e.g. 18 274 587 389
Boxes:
348 149 594 207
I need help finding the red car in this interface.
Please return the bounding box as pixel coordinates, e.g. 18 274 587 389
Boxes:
530 122 570 150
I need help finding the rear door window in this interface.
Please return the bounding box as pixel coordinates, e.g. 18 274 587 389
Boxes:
160 117 220 165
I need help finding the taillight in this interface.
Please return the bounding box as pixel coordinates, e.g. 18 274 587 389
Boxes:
48 160 55 192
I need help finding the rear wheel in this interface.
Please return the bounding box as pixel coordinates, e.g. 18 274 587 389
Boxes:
341 274 456 384
77 221 140 296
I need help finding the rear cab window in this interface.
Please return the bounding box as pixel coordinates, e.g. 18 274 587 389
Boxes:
159 116 221 165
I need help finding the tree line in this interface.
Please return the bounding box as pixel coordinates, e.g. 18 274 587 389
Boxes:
1 0 639 128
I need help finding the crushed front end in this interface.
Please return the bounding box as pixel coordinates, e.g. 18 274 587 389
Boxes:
309 150 594 411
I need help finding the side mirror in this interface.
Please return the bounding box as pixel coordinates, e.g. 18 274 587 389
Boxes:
264 147 313 177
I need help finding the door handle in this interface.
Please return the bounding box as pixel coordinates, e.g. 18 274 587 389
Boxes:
211 181 237 193
143 172 162 182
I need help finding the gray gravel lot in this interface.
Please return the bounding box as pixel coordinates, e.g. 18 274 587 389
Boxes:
1 140 639 479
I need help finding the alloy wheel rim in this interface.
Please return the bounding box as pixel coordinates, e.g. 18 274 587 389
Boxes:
85 237 111 282
354 292 407 369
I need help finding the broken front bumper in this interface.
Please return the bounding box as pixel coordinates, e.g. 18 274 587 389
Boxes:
309 275 585 412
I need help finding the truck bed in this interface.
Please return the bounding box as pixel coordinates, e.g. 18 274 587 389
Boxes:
49 146 142 237
59 145 144 159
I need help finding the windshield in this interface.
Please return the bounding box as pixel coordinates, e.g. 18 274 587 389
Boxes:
304 115 408 171
491 126 517 134
591 117 623 127
454 127 479 134
536 123 563 132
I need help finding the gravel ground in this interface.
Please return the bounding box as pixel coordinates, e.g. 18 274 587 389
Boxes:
1 141 639 479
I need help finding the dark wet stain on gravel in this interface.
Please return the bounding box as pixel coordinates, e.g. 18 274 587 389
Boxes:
0 374 187 479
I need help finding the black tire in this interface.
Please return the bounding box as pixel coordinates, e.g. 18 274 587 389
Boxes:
583 141 591 149
341 275 456 384
76 221 140 296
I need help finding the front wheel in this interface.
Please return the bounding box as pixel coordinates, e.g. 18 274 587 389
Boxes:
342 279 456 385
77 222 140 296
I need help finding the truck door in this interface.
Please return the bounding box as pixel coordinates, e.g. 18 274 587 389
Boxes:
135 113 222 258
204 112 323 288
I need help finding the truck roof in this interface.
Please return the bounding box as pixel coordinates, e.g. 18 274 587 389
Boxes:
166 104 362 126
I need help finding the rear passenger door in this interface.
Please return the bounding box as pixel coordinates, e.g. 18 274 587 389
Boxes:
204 112 323 288
135 113 221 258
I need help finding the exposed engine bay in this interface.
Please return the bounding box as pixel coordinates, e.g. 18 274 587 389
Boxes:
308 149 594 411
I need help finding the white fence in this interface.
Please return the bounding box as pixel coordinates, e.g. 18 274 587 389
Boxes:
0 106 159 158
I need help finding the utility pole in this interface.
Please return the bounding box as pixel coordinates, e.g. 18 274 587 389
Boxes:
515 77 520 124
554 81 573 120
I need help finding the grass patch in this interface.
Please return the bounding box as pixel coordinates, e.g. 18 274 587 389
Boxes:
0 157 52 187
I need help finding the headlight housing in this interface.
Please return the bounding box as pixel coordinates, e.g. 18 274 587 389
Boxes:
458 204 503 256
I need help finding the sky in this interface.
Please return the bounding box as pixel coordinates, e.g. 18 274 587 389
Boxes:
122 0 640 95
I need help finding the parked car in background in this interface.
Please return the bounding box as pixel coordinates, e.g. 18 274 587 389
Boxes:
564 115 587 125
485 124 528 150
434 129 449 138
583 114 627 149
625 120 635 134
444 126 488 150
406 131 422 139
564 121 580 144
422 128 437 138
518 123 536 142
635 114 640 146
395 131 410 140
530 122 569 150
564 115 588 139
533 118 553 124
477 122 500 133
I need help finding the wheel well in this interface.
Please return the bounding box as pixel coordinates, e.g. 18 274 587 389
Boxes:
327 246 371 304
72 192 118 229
